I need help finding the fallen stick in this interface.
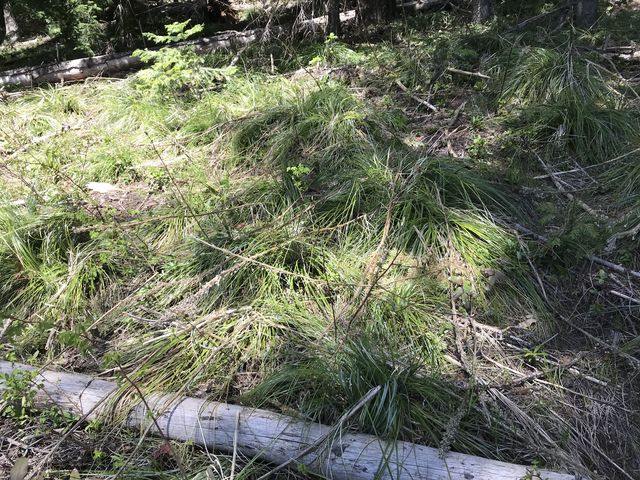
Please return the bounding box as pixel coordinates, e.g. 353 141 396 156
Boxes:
395 79 438 112
535 153 611 223
446 67 491 80
587 255 640 281
400 0 453 11
441 101 466 157
609 290 640 305
0 361 580 480
510 222 640 281
298 9 356 28
0 8 364 89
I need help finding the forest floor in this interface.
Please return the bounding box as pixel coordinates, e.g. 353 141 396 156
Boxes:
1 5 640 480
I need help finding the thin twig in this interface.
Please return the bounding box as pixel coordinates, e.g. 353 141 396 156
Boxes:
446 67 491 80
510 222 640 281
147 134 210 242
609 290 640 305
395 79 438 112
0 435 49 454
533 146 640 179
512 1 573 30
507 344 608 387
557 315 640 369
549 409 635 480
442 101 466 157
191 236 321 283
535 153 611 222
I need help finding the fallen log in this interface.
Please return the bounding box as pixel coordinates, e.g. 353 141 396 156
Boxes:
0 28 267 88
0 9 363 89
297 9 357 29
0 361 581 480
400 0 455 12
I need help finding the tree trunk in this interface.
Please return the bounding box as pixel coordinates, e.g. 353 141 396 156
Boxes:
358 0 397 25
0 0 6 45
0 361 581 480
574 0 598 27
326 0 342 36
472 0 494 23
4 0 18 42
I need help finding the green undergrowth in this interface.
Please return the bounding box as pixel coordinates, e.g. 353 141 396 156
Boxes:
495 37 640 165
247 338 525 460
0 57 545 453
2 15 640 479
478 26 640 254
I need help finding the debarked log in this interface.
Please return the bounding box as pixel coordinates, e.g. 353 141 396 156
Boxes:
0 29 268 88
0 361 582 480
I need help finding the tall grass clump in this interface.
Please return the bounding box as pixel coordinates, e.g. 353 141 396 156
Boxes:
248 339 525 461
229 82 405 189
496 39 639 163
0 206 122 349
114 302 326 396
211 79 541 314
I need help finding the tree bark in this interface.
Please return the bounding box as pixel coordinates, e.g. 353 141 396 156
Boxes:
358 0 397 25
0 361 581 480
472 0 494 23
326 0 342 36
4 0 19 42
0 0 6 45
574 0 598 27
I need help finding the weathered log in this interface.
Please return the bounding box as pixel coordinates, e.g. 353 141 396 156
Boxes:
298 10 357 29
0 361 581 480
0 8 361 89
399 0 453 12
0 29 267 88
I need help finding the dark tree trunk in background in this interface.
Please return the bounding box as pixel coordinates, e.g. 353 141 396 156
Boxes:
359 0 396 25
574 0 598 27
472 0 494 23
206 0 236 22
326 0 342 35
3 0 19 43
0 0 6 45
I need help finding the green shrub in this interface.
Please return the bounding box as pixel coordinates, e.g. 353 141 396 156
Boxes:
133 21 236 96
61 0 105 55
308 33 363 67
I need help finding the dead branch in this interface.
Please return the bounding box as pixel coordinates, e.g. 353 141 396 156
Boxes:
446 67 491 80
609 290 640 305
395 79 438 112
535 153 611 223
